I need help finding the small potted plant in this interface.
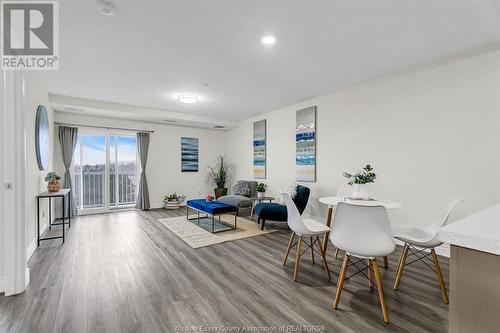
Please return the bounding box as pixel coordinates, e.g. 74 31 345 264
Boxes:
44 172 61 192
163 193 186 210
206 155 234 199
256 182 267 198
343 164 376 199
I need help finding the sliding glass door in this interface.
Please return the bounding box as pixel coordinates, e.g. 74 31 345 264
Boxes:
72 129 138 213
110 135 138 207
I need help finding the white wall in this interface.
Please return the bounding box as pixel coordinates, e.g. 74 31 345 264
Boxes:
226 50 500 228
53 113 226 209
23 71 55 257
0 70 4 282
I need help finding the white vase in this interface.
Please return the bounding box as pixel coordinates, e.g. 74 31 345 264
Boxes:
257 191 265 198
352 184 371 199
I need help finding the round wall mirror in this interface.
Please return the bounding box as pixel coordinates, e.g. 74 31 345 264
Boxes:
35 105 49 170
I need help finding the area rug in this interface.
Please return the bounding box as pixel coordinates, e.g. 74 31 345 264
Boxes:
158 215 277 249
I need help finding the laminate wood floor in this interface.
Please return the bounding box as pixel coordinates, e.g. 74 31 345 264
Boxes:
0 209 449 333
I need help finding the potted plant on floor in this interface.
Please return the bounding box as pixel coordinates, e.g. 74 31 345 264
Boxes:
256 182 267 198
163 193 186 210
44 172 61 192
206 155 234 199
343 164 376 199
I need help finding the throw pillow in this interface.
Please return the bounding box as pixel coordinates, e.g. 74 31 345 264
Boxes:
233 181 250 196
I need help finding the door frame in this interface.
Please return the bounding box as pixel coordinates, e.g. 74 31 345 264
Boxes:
3 70 28 296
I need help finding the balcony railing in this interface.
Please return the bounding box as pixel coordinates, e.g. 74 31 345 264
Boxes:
72 170 137 209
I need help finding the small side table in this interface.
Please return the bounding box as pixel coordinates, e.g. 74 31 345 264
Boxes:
36 189 71 246
249 196 275 220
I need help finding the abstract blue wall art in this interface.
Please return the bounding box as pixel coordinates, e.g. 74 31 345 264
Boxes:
253 120 266 179
181 137 199 172
296 106 316 182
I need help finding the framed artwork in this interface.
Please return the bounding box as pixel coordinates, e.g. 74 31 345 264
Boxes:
253 119 266 179
296 106 316 182
35 105 49 170
181 137 199 172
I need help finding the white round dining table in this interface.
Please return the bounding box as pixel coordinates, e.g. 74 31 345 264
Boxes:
318 196 403 266
319 196 403 210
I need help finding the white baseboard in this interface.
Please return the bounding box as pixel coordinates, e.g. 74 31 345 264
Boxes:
305 214 450 258
0 275 5 293
26 223 49 263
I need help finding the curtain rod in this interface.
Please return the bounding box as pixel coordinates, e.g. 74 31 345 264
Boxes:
54 122 154 133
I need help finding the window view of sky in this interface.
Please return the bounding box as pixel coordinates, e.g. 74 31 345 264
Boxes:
78 135 137 165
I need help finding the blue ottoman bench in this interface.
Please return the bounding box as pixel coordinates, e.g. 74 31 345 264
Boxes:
186 199 238 233
255 185 310 230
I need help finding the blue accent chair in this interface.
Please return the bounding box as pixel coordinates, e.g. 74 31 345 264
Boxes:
255 185 310 230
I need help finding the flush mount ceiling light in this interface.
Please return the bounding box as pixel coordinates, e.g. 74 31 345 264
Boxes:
261 35 276 45
177 93 199 104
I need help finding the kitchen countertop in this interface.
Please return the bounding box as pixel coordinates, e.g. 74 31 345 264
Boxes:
440 203 500 256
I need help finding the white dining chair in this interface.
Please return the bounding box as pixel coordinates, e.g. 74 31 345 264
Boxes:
392 198 463 304
281 192 331 282
331 202 395 323
329 186 353 260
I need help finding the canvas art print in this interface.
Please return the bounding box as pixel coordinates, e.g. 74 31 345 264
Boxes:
296 106 316 182
253 120 266 179
181 137 199 172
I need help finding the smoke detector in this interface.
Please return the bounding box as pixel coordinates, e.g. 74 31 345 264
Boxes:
97 0 116 16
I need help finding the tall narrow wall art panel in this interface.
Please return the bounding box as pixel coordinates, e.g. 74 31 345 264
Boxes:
253 120 266 179
296 106 316 182
181 137 199 172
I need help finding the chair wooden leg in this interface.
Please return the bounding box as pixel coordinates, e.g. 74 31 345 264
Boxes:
333 255 349 309
334 248 340 260
368 259 374 288
431 249 449 304
310 237 315 264
383 256 389 268
315 237 331 280
373 259 390 323
393 243 409 290
293 237 302 282
283 232 295 266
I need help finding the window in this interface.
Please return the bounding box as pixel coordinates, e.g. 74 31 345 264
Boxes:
71 129 138 213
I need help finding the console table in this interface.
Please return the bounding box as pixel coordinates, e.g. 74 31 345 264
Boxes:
36 189 71 246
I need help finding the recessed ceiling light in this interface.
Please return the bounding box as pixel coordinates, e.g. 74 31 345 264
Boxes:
177 93 199 104
261 35 276 45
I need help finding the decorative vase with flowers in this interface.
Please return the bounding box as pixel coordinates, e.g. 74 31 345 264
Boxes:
256 182 267 198
343 164 376 199
205 194 214 202
44 172 61 192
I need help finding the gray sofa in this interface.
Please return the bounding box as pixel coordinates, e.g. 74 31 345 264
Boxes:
217 180 256 215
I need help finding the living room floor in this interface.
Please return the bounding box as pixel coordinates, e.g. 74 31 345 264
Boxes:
0 209 448 332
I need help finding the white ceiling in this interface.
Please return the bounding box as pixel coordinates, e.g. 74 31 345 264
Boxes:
43 0 500 122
